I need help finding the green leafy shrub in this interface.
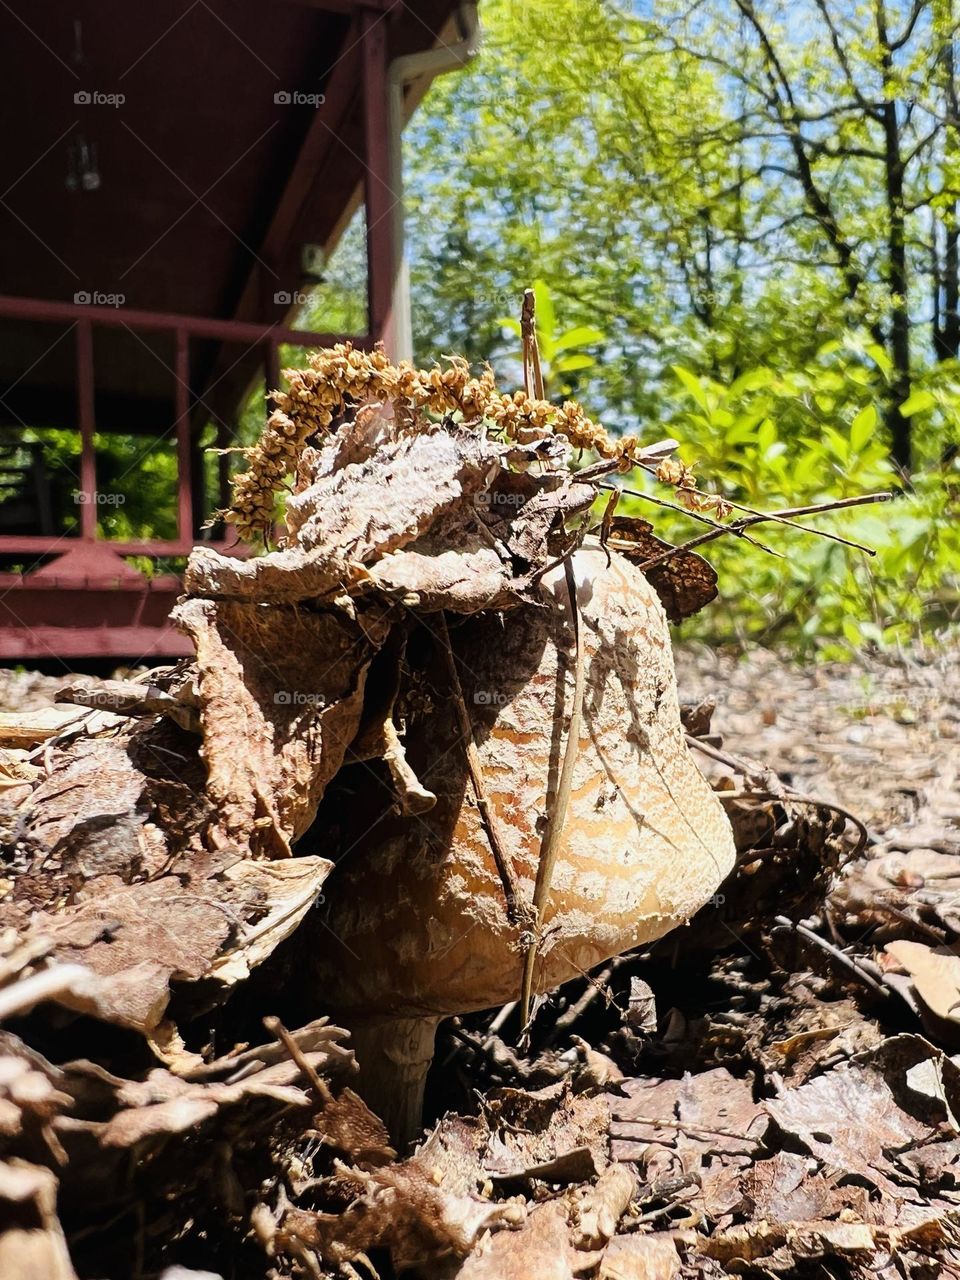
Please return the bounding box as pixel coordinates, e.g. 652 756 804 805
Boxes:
625 340 960 658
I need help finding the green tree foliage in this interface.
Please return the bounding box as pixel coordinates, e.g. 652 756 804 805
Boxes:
652 346 960 653
405 0 738 420
400 0 960 654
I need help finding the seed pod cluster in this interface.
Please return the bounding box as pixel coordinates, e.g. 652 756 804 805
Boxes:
224 344 397 541
225 342 673 541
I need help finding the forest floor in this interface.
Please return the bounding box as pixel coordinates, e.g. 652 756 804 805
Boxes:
3 644 960 1279
6 640 954 848
427 641 960 1278
674 641 960 851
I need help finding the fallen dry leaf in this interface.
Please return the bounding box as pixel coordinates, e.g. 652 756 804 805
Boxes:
454 1202 578 1280
175 597 388 856
16 855 331 1039
610 1067 764 1219
482 1084 610 1185
742 1152 847 1225
0 705 119 748
884 939 960 1022
765 1034 960 1200
599 1234 680 1280
277 1153 521 1271
312 1086 396 1166
605 516 718 622
185 426 501 605
0 1160 78 1280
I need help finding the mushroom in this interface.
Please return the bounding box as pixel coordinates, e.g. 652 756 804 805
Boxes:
311 545 736 1139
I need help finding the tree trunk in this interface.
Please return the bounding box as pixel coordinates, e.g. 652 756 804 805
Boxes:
935 0 960 464
877 0 913 475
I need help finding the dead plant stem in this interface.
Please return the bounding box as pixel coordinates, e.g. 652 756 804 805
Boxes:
772 916 889 997
437 613 525 924
635 492 890 572
263 1015 334 1104
685 736 869 858
520 557 587 1030
521 288 545 400
600 481 780 557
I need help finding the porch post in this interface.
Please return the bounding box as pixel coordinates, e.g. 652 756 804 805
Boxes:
362 7 395 352
174 327 193 543
75 319 96 540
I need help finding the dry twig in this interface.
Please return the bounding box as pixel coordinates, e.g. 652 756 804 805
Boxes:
636 492 891 573
437 614 526 925
520 557 587 1030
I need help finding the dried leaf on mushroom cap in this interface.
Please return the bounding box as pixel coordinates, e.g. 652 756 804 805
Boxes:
603 515 719 622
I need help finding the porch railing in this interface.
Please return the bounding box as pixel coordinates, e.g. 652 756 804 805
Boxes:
0 292 369 556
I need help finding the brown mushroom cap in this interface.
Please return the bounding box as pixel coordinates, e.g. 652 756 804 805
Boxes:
314 548 736 1019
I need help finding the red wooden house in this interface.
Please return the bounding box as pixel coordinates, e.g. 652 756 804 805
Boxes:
0 0 476 660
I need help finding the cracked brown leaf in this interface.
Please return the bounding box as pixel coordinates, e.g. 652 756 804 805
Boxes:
175 597 388 855
11 855 330 1038
765 1034 960 1200
610 1068 763 1218
742 1152 846 1225
605 516 718 622
185 426 500 605
1 727 205 924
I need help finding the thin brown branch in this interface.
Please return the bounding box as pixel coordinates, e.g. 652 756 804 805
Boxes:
635 491 891 571
602 481 781 556
617 1113 760 1148
636 459 888 548
686 735 869 859
520 557 587 1031
773 916 888 996
263 1015 334 1104
437 613 526 927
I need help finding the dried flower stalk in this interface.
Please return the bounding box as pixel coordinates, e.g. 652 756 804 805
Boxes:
221 342 686 542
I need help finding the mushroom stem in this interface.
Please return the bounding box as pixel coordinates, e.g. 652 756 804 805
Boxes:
347 1015 442 1146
